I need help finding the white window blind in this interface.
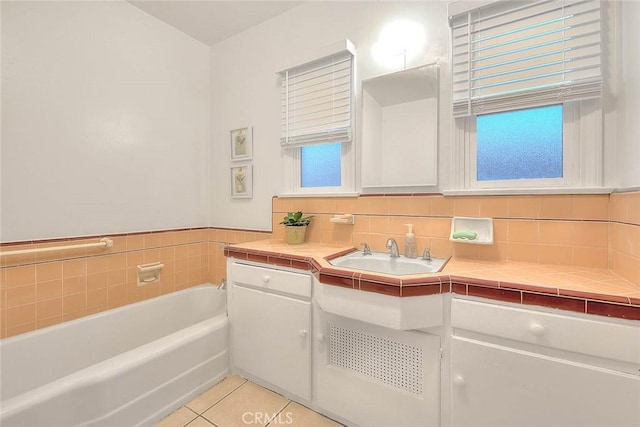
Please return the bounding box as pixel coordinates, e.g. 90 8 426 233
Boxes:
451 0 602 117
280 49 353 147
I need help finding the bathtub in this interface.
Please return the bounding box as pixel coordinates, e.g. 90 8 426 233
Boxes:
0 284 229 427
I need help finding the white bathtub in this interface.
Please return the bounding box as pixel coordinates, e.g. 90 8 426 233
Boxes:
0 284 229 427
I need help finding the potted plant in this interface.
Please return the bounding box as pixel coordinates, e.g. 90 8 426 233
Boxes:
280 211 313 244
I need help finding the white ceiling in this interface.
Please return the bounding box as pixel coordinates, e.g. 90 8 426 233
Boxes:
127 1 303 46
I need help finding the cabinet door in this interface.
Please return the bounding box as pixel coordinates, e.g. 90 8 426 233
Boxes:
231 285 311 400
451 337 640 427
314 308 441 427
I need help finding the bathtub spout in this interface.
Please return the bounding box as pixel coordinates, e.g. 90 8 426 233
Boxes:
217 279 227 290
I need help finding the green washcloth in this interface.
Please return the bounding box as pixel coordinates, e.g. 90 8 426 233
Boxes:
452 230 478 240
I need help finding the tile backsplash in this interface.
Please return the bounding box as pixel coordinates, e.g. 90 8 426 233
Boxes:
272 192 639 284
2 190 638 338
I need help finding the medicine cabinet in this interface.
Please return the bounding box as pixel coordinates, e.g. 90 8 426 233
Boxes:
361 64 439 191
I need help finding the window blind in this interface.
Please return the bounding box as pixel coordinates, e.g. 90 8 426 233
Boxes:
280 50 353 147
451 0 602 117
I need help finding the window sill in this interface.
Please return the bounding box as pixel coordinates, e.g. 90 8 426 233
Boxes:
442 187 614 197
277 192 359 198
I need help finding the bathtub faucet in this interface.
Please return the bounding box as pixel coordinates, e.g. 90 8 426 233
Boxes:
217 279 227 290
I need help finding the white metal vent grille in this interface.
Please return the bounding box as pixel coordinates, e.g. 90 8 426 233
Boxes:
329 324 423 395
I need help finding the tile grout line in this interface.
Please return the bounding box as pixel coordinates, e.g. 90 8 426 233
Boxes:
265 399 293 427
195 378 249 420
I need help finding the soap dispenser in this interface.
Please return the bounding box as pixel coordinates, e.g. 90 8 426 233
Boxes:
404 224 417 258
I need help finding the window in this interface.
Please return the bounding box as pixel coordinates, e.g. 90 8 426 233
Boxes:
279 40 356 195
448 0 604 192
476 104 563 181
301 143 342 187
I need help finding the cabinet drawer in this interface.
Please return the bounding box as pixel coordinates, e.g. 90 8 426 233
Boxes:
232 262 311 298
452 298 640 364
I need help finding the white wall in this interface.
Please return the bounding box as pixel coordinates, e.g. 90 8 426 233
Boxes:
1 1 211 241
210 1 449 231
616 0 640 188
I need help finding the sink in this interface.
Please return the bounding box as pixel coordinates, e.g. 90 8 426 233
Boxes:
329 251 448 275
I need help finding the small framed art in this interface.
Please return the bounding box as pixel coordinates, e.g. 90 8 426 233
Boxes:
230 164 253 199
230 127 253 161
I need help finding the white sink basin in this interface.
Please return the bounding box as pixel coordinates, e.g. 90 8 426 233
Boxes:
329 251 448 275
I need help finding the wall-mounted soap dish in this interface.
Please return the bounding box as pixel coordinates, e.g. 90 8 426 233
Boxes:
330 214 355 224
137 262 163 286
449 217 493 245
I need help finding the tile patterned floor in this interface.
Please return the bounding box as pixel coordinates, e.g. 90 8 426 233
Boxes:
155 374 341 427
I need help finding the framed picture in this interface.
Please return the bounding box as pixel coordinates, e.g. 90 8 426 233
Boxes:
230 164 253 199
230 127 253 161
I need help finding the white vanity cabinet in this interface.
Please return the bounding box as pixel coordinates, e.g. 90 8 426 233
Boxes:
450 298 640 427
228 261 313 401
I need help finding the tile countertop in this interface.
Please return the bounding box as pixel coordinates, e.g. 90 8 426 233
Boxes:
224 239 640 321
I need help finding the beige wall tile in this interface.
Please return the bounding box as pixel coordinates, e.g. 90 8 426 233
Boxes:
62 275 86 296
387 196 412 215
143 233 161 249
508 196 539 218
368 197 387 214
453 243 479 259
479 197 509 218
572 222 608 248
476 242 507 261
87 272 109 291
430 196 454 216
409 195 431 216
36 262 62 282
174 230 192 245
611 193 628 223
572 195 609 220
6 284 36 308
126 234 144 251
62 259 86 278
107 285 126 309
508 243 539 263
454 197 482 217
7 302 35 327
126 251 144 268
108 269 126 286
507 220 539 244
572 246 608 268
539 221 572 245
37 297 62 320
493 219 508 243
538 245 572 265
5 265 36 288
63 292 86 314
106 253 126 271
628 192 640 225
87 288 108 308
430 218 452 238
539 195 572 219
86 256 109 275
159 231 175 246
36 279 62 301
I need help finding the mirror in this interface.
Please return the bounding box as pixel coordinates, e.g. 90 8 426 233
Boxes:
361 64 439 190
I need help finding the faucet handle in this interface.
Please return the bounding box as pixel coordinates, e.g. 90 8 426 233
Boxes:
421 247 432 261
361 243 372 255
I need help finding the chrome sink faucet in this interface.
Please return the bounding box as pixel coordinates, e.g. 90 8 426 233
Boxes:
385 238 400 258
